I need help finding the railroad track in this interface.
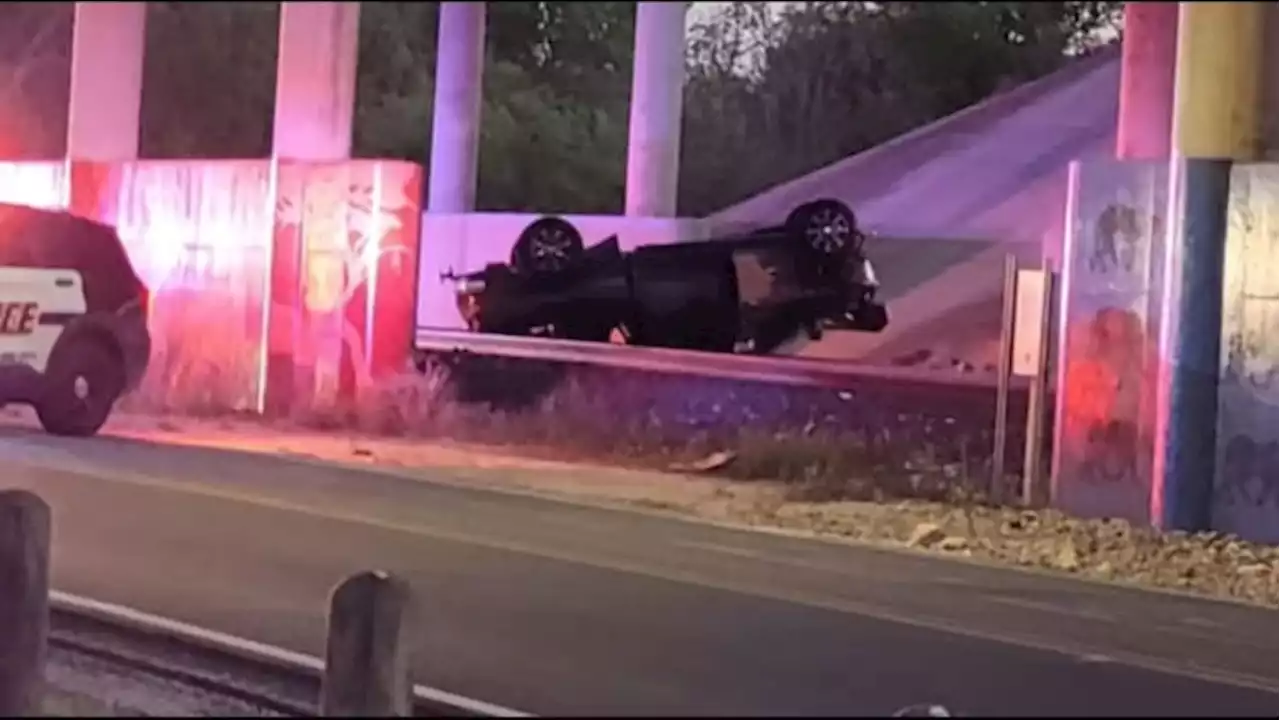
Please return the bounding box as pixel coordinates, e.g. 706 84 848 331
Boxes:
48 591 532 718
413 329 1029 392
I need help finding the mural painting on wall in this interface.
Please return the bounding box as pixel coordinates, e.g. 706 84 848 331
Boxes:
105 161 275 413
1219 331 1278 509
0 159 425 413
1212 165 1278 544
272 161 422 407
1056 162 1167 522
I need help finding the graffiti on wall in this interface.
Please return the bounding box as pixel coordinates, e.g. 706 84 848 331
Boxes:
1054 161 1167 523
1063 305 1148 487
1087 203 1161 276
1217 328 1277 510
271 161 423 406
275 163 416 315
1213 164 1279 543
1064 200 1162 489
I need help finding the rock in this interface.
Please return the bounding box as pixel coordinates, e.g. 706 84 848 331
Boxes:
938 536 968 552
908 522 946 548
1236 563 1270 576
1052 543 1080 571
670 450 736 473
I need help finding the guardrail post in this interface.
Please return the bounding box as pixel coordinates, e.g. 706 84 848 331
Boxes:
0 490 52 717
321 570 413 717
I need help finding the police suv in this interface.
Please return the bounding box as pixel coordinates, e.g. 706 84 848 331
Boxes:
0 203 151 436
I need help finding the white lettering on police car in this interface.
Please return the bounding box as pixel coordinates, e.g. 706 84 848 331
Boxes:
0 302 39 335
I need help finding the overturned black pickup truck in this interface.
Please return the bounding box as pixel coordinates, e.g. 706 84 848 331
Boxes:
444 198 888 355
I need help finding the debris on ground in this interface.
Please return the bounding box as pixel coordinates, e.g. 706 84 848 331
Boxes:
668 450 737 473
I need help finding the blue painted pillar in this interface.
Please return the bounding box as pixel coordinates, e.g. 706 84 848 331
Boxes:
1152 2 1270 531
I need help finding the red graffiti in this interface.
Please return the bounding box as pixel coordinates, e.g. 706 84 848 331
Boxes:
1063 306 1153 486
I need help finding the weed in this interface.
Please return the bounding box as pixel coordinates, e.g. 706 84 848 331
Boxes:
124 352 1006 506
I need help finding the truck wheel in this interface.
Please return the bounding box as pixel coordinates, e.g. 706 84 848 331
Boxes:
36 335 126 437
512 216 585 275
787 198 858 256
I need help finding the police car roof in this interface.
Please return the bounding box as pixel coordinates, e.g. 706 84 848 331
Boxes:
0 202 117 235
0 202 140 289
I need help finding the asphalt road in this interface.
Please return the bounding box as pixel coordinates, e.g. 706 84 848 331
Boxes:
1 427 1275 717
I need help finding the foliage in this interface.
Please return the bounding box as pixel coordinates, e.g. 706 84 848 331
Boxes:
0 1 1121 215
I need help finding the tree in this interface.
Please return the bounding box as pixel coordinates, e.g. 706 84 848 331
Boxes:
140 2 278 158
353 2 634 213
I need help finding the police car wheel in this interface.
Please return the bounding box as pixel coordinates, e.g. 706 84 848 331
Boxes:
36 337 125 437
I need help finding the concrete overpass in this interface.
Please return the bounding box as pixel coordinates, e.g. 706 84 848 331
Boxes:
65 2 690 218
57 2 1177 376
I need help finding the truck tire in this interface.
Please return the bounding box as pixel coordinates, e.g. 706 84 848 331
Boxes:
786 198 858 257
512 216 585 275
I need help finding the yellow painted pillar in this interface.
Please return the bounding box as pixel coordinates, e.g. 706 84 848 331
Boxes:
1172 2 1270 160
1153 2 1272 532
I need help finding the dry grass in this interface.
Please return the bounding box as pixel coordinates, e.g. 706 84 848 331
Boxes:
120 352 1014 508
120 292 262 416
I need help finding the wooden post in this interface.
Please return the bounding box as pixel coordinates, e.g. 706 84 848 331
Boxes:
991 253 1018 502
321 570 413 717
1021 261 1056 507
0 490 52 717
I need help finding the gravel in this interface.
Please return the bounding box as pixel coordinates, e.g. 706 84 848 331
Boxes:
758 499 1280 606
44 644 288 717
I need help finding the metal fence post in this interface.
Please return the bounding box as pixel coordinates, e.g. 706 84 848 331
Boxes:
1021 260 1056 506
991 254 1019 502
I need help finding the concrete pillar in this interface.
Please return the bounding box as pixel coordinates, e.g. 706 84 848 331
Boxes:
66 2 146 160
624 2 687 218
265 1 360 416
271 2 360 160
426 2 487 213
1169 2 1269 160
1263 3 1278 161
1115 2 1178 160
1151 1 1270 532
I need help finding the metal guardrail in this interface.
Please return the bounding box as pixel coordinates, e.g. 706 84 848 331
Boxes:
48 590 533 718
414 329 1029 391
